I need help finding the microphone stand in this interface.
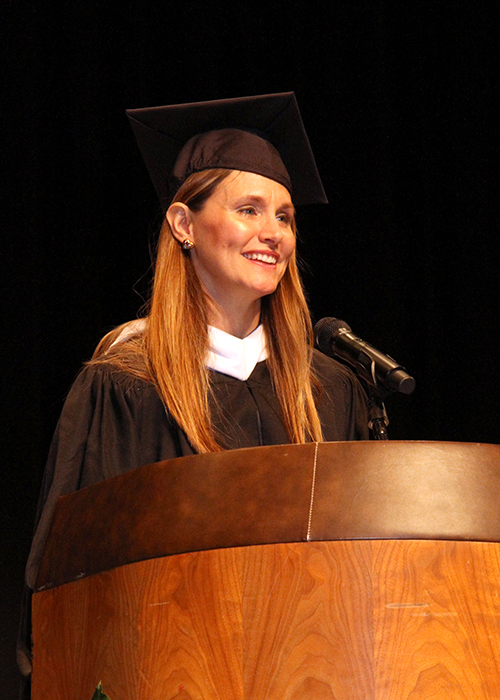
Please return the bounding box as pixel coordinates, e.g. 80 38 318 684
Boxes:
366 386 389 440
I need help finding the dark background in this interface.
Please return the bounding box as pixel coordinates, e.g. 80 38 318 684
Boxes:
2 1 497 693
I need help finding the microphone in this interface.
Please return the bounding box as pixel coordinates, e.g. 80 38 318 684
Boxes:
314 317 415 395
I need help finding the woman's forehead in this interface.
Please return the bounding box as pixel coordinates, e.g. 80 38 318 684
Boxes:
213 170 294 206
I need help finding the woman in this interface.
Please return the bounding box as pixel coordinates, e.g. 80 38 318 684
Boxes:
19 93 368 692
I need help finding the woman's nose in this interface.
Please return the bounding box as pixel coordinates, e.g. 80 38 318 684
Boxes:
258 215 283 244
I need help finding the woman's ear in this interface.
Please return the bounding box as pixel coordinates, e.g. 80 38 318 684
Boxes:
166 203 194 245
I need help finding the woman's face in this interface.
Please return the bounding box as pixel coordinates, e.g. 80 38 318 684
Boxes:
184 170 296 311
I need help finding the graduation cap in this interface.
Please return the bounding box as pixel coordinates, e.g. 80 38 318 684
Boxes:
126 92 327 211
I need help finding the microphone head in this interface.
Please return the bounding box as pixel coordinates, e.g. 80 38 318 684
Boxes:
314 317 351 354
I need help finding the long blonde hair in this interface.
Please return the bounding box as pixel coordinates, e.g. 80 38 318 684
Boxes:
92 169 323 452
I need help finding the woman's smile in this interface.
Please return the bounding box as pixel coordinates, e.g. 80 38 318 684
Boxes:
242 251 280 265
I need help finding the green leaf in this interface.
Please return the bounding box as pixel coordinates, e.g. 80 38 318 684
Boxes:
91 682 112 700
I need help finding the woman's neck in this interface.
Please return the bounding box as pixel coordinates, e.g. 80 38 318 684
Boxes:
207 298 261 339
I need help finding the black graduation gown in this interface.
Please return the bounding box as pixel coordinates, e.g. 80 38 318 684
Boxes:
19 349 368 695
25 349 368 587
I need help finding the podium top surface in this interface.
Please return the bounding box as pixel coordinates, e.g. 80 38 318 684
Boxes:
36 440 500 590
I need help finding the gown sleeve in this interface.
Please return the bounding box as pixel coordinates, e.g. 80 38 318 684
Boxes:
25 363 189 589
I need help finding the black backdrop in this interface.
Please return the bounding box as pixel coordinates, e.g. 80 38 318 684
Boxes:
2 2 497 692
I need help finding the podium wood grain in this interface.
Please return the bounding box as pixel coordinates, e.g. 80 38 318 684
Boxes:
32 540 500 699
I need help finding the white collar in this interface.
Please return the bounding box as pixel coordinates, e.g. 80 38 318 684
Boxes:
109 318 268 381
206 325 268 381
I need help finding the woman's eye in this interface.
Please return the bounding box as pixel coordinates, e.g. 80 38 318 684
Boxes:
277 213 291 224
240 206 256 215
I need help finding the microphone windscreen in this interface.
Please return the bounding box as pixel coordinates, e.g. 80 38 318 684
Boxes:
314 317 351 354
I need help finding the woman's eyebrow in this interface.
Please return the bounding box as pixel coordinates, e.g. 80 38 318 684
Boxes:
232 194 266 206
232 194 295 213
280 202 296 215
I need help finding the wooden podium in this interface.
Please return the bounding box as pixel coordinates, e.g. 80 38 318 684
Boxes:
32 441 500 699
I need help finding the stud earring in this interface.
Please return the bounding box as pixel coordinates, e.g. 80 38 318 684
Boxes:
182 239 194 250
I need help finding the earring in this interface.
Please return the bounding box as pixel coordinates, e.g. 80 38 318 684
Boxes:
182 239 194 250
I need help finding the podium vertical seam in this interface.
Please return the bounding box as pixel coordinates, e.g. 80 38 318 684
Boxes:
306 442 319 541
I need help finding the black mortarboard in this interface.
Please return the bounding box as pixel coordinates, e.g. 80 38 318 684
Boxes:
126 92 327 210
